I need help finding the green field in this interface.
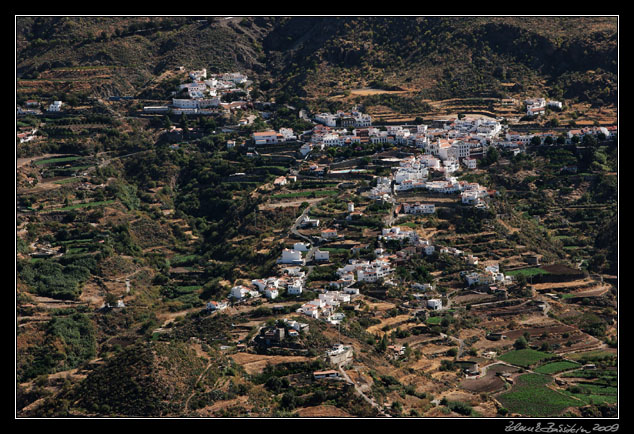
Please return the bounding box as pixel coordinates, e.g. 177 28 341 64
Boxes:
426 316 443 325
534 360 580 374
53 177 83 185
505 268 550 277
34 156 82 166
48 200 115 212
498 349 556 368
498 373 582 417
319 247 349 254
561 381 618 405
566 349 616 362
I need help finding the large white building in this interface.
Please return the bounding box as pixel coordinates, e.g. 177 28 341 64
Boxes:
280 249 304 265
402 202 435 214
230 285 260 300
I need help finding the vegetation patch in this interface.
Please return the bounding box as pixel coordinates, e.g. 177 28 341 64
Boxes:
505 267 550 277
534 360 580 375
498 349 556 368
497 373 581 417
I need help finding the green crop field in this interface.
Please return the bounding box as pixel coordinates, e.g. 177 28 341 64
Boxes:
34 156 82 166
505 268 550 277
498 349 556 368
53 177 82 185
426 316 442 325
534 360 580 374
498 373 582 417
566 350 616 362
561 381 618 405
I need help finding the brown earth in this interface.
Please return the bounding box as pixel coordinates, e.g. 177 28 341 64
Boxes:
294 405 354 417
229 353 315 375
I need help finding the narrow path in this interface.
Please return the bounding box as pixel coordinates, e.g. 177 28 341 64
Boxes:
184 360 213 413
337 364 391 417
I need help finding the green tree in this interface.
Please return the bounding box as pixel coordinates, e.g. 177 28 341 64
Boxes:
514 336 528 350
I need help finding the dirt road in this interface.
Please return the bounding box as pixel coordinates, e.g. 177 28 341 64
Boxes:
338 364 391 417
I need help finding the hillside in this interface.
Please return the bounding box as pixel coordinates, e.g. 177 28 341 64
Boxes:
15 15 618 420
16 16 617 107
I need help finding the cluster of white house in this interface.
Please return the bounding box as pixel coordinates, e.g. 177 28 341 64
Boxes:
524 97 563 116
17 128 38 144
297 290 354 320
144 69 249 115
252 128 297 145
278 242 331 266
308 116 503 161
313 110 372 128
308 111 615 157
19 99 63 115
463 263 513 286
224 265 309 303
335 256 393 285
394 160 491 209
369 176 393 202
498 125 616 149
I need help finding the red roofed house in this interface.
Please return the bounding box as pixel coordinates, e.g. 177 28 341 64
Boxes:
253 130 280 145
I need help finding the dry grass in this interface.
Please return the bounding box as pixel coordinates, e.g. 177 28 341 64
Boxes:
229 353 315 375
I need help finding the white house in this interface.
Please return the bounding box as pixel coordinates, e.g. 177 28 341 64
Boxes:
299 302 321 318
189 68 207 80
463 157 477 169
300 216 320 228
300 143 313 156
273 176 287 186
294 242 310 252
264 288 279 300
48 101 63 112
280 249 304 265
287 279 303 295
279 128 296 141
230 285 260 300
423 245 435 256
402 202 435 214
427 299 442 310
321 229 338 240
357 263 391 283
253 130 280 145
547 100 563 110
207 300 228 311
172 98 199 109
465 272 481 286
450 141 471 159
466 254 479 265
314 249 330 262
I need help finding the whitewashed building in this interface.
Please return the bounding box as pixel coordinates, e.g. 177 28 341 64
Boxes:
280 249 304 265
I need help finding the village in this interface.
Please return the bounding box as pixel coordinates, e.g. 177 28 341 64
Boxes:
16 59 618 419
